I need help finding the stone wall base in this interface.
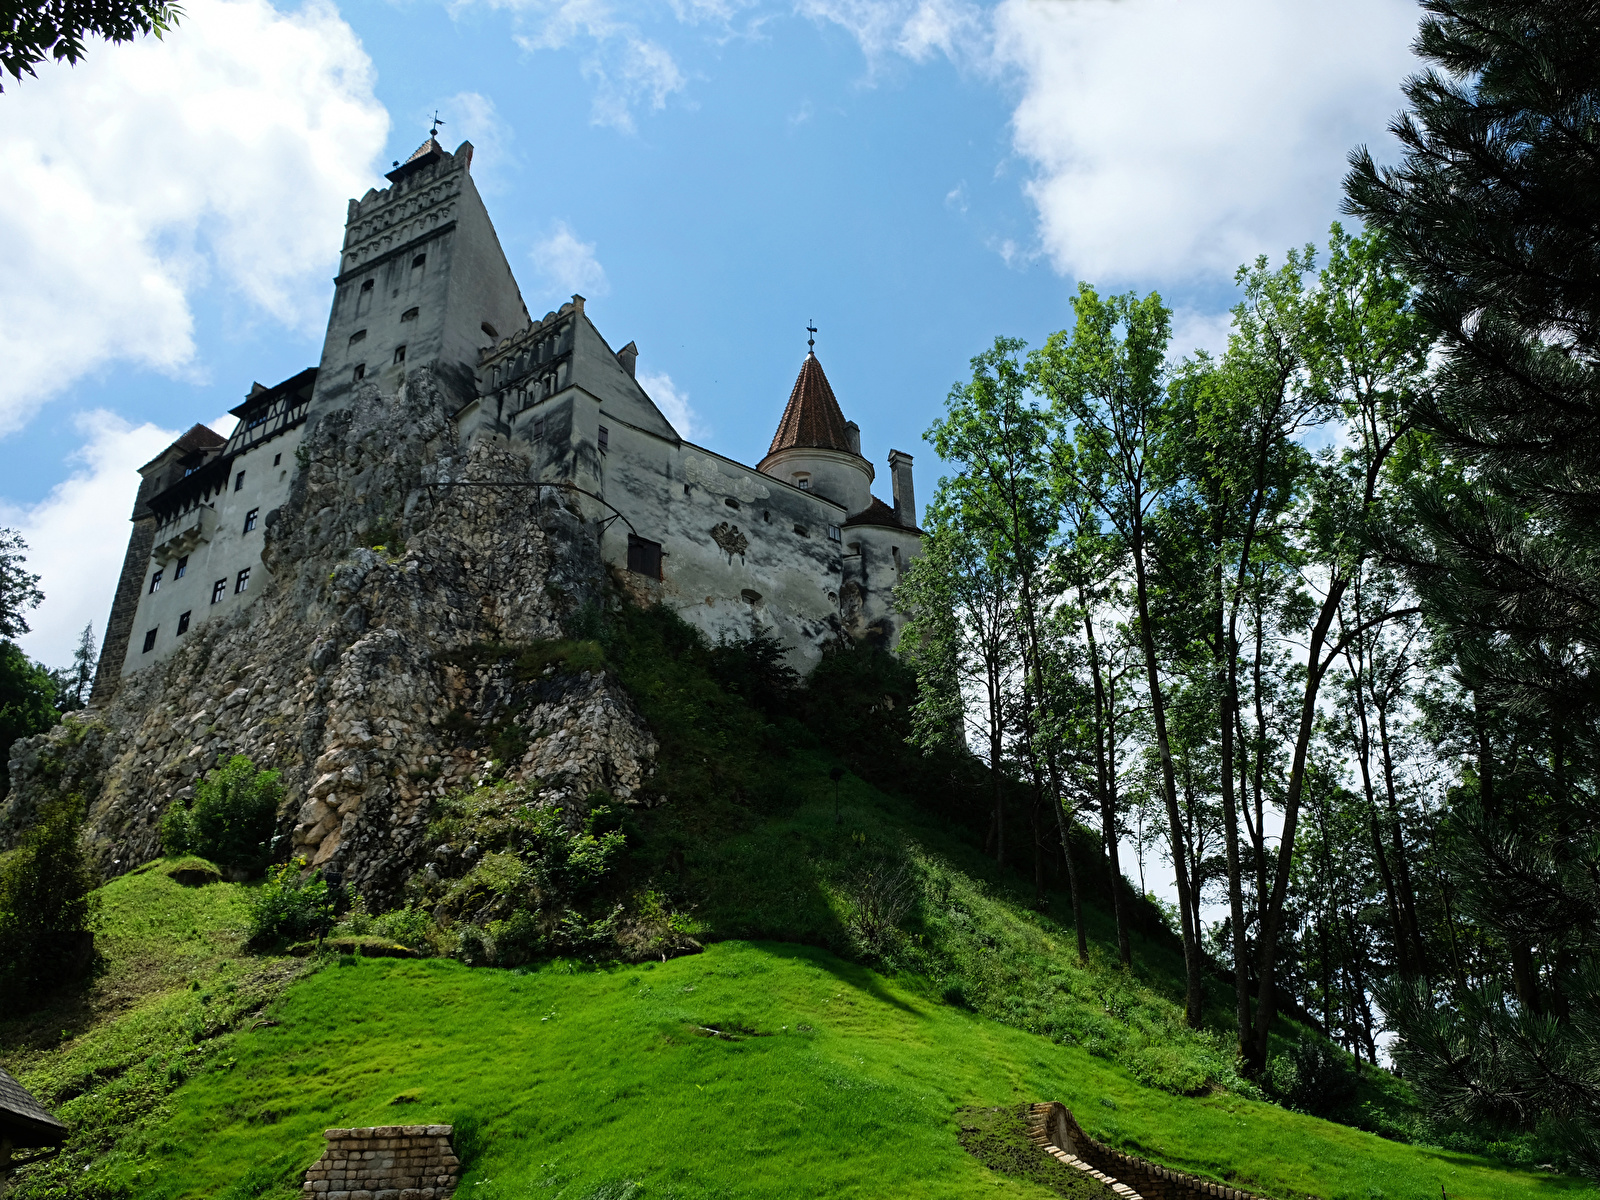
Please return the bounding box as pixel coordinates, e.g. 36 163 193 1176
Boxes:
1027 1103 1266 1200
301 1124 460 1199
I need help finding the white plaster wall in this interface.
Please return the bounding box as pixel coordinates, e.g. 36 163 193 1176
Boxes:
758 445 873 515
120 425 304 676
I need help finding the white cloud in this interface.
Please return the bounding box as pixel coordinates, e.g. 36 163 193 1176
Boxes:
504 0 688 132
637 370 698 440
1170 307 1234 361
992 0 1419 284
799 0 982 66
533 222 610 298
2 413 179 670
0 0 389 437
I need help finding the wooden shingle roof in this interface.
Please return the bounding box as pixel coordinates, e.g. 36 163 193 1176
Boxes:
0 1064 67 1149
767 354 855 457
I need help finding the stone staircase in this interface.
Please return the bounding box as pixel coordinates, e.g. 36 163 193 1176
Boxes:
1025 1103 1266 1200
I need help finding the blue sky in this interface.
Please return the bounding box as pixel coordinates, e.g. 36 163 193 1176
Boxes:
1 0 1422 667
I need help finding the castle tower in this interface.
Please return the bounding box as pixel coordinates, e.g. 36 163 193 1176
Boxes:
757 349 874 514
308 137 531 418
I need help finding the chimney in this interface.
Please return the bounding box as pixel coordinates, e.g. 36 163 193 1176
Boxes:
845 420 862 456
888 450 916 528
616 341 638 378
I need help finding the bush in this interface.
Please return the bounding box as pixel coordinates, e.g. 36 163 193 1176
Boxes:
0 796 98 1013
1266 1033 1359 1117
0 638 59 797
372 904 435 950
246 860 332 949
162 755 283 875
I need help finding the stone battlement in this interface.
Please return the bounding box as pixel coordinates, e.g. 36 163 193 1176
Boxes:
300 1124 460 1199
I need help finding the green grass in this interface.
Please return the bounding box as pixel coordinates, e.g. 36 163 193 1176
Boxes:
0 859 315 1199
106 940 1588 1200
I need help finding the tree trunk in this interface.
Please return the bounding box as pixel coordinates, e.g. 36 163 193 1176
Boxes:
1251 575 1346 1068
1082 598 1131 966
1131 532 1205 1028
1217 568 1251 1059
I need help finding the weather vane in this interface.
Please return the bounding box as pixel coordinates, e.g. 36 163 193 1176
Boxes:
806 320 817 356
430 111 446 138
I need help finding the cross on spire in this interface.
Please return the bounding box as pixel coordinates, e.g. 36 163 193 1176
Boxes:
806 321 817 356
429 111 446 139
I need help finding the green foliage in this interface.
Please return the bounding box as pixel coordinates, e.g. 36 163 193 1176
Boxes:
0 637 58 796
0 795 97 1014
246 861 332 949
0 861 312 1200
161 755 282 875
415 782 629 966
1 0 183 92
1265 1033 1359 1119
0 526 44 639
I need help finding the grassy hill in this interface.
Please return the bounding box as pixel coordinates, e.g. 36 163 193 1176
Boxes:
0 603 1584 1199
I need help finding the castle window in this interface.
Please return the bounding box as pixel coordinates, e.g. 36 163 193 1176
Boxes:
412 253 426 270
481 321 498 338
793 524 808 538
243 508 259 533
828 525 841 541
273 453 281 466
349 329 366 345
235 568 251 594
175 555 188 579
177 610 191 635
142 629 157 653
627 535 662 580
795 476 811 491
683 483 691 496
353 364 366 382
741 589 762 605
211 579 227 604
356 278 374 316
234 470 246 492
598 425 609 453
532 416 545 441
401 307 418 322
149 569 163 594
394 345 406 364
763 510 770 522
725 497 739 510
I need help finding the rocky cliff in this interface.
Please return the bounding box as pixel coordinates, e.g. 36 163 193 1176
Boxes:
1 368 657 905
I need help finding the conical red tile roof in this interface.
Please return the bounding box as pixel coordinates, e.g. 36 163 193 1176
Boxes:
768 354 854 456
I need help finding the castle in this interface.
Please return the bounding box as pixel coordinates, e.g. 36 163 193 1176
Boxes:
93 136 923 700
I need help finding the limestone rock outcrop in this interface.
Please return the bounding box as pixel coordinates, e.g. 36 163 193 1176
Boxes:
1 367 656 905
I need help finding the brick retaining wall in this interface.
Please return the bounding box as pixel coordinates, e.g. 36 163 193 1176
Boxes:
300 1124 460 1199
1027 1103 1266 1200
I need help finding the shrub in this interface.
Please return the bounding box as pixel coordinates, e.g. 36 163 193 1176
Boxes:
1266 1033 1359 1117
0 796 98 1013
0 638 59 798
162 755 282 875
372 904 435 950
246 860 332 949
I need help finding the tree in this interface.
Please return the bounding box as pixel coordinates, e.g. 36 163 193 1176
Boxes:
0 794 97 1013
899 515 1023 867
1344 0 1600 1172
161 755 283 875
0 639 57 798
52 621 97 713
1 0 182 91
1032 285 1211 1025
0 528 43 640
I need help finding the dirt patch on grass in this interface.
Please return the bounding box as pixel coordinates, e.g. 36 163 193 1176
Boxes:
957 1104 1120 1200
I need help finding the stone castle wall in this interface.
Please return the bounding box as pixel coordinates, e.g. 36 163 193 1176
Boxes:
301 1124 459 1199
2 366 654 905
